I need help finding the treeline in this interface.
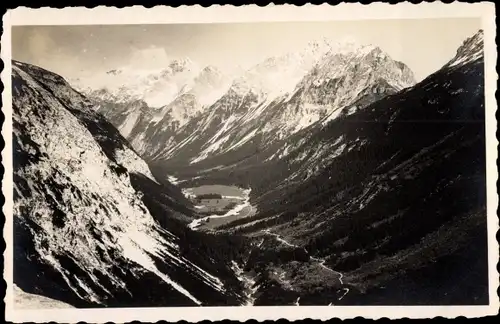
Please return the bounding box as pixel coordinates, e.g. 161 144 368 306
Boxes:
196 193 222 200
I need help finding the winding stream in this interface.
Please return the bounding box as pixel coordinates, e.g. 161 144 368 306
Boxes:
266 230 349 303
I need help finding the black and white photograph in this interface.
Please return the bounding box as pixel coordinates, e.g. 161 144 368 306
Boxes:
2 3 498 322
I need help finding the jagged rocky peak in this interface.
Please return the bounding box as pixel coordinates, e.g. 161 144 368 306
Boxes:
228 36 417 103
193 65 227 88
306 36 381 57
13 61 166 305
394 60 414 77
306 36 333 50
305 35 367 56
147 37 421 165
227 43 332 98
446 29 484 68
201 64 221 74
295 42 416 111
69 58 201 108
162 64 232 120
360 47 417 89
105 69 122 75
167 57 197 73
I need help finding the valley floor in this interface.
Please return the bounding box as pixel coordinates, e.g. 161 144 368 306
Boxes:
178 180 349 305
184 184 256 230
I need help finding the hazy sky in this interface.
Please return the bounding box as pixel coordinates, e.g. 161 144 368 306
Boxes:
12 18 481 81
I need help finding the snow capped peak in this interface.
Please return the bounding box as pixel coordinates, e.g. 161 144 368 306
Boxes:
69 58 234 152
228 41 334 99
446 29 484 68
305 37 333 55
190 66 232 107
224 37 394 102
307 36 332 47
201 65 221 74
106 69 122 75
474 29 484 39
70 57 204 108
168 57 197 73
195 65 224 84
305 36 379 58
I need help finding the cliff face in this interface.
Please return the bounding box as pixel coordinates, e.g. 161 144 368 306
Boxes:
12 60 248 308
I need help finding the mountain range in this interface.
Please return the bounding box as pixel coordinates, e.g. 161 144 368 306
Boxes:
221 30 488 305
12 29 488 307
70 39 416 175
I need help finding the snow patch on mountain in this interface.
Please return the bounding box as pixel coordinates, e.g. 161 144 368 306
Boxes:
113 148 158 183
118 109 142 138
167 175 180 185
71 37 416 171
446 30 484 68
224 128 259 152
71 59 200 108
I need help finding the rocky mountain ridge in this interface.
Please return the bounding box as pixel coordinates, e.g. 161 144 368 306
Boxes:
217 29 488 305
139 40 416 179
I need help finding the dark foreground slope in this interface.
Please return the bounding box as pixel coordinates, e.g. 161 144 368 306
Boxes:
12 61 249 308
222 30 488 305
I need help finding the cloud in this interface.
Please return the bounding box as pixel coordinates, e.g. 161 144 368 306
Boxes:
13 27 82 78
128 46 171 70
26 28 56 58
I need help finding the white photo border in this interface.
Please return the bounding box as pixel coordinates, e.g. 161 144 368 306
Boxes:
2 2 498 322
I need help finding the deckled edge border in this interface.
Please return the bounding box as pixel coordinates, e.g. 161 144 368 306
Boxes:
0 2 498 323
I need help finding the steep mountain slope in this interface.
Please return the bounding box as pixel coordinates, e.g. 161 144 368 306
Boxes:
146 41 415 181
71 60 232 153
12 60 250 308
219 30 488 305
130 41 334 166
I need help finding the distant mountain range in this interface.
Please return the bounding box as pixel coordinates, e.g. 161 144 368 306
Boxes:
70 39 416 175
